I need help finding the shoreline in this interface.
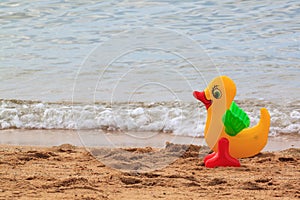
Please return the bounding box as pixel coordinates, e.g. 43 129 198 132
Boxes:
0 129 299 151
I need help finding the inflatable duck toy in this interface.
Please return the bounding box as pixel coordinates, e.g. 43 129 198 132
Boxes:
193 76 270 164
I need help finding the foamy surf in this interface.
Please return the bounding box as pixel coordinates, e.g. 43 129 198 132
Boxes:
0 99 299 137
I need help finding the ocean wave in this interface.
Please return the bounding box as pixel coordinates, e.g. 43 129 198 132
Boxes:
0 99 299 136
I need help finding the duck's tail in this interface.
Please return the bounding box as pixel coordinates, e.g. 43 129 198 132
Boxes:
227 107 271 158
258 108 271 132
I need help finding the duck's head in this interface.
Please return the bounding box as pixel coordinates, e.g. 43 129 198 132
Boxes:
193 76 236 110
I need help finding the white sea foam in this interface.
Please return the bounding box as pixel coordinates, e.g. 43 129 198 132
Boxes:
0 99 299 137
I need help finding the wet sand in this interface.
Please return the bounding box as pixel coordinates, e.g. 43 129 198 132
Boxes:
0 142 299 199
0 129 299 151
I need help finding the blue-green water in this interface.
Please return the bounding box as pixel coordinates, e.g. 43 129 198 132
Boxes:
0 0 299 135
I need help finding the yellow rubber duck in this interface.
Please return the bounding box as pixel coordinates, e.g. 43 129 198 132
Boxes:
193 76 270 158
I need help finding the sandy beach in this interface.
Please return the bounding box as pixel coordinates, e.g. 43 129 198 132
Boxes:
1 0 300 199
0 141 299 199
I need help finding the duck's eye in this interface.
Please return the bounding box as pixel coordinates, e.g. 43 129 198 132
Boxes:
212 87 222 99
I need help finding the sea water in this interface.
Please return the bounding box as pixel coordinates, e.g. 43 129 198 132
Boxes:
1 0 299 137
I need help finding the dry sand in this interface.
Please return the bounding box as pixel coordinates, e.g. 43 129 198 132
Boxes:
0 143 299 200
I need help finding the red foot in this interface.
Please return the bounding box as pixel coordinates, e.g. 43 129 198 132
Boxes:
203 152 216 163
204 137 241 168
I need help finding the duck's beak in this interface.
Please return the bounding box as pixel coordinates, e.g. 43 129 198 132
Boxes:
193 90 212 110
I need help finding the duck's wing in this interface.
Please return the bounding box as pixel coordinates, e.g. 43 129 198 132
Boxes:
222 101 250 136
